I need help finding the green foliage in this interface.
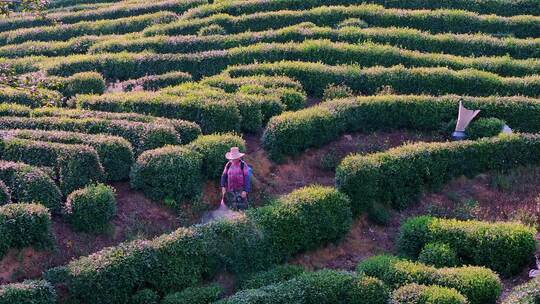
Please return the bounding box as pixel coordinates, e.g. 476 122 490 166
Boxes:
240 264 306 290
0 203 53 255
0 85 61 108
466 117 506 140
52 72 106 97
391 283 468 304
186 133 245 179
418 242 459 268
503 276 540 304
198 24 226 36
120 71 193 91
130 289 159 304
0 280 56 304
0 160 61 212
322 83 354 101
357 255 501 304
397 216 537 277
219 270 389 304
0 180 11 205
64 184 117 234
130 146 203 206
0 137 105 195
162 284 222 304
336 134 540 215
338 18 369 29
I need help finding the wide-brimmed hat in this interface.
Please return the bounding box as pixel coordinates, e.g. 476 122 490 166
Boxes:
225 147 245 160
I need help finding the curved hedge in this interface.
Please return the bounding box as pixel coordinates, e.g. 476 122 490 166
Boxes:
0 161 62 212
48 72 106 97
0 138 105 195
391 283 467 304
182 0 539 19
397 216 537 277
503 276 540 304
0 180 11 205
92 24 540 59
263 95 540 160
118 71 193 91
45 185 353 304
0 280 56 304
240 264 306 290
227 61 540 97
43 40 540 80
0 12 179 46
0 203 54 256
0 116 181 153
162 284 222 304
145 5 540 38
218 270 389 304
0 35 111 58
336 134 540 214
201 74 303 92
357 255 502 304
0 129 134 181
0 86 62 108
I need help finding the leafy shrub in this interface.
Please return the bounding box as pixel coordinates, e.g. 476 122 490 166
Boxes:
0 161 61 212
357 255 501 304
367 202 391 226
202 74 302 93
49 72 106 97
322 83 354 101
336 134 540 215
64 184 117 234
338 18 369 29
418 242 459 268
228 61 540 98
397 216 536 277
240 264 306 290
162 284 222 304
0 280 56 304
0 129 134 181
219 270 389 304
0 116 181 152
198 24 226 36
248 186 352 258
0 138 105 195
130 146 203 206
0 180 11 205
131 289 159 304
186 133 245 179
467 117 506 140
0 86 62 108
391 283 467 304
263 95 540 160
0 203 53 254
120 71 192 91
503 276 540 304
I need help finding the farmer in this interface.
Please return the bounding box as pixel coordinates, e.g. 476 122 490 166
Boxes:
221 147 251 210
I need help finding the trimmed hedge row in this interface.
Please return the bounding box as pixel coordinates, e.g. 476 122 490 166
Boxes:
0 129 134 181
201 74 302 93
0 160 61 212
92 23 540 59
130 133 244 205
336 134 540 215
397 216 536 277
0 280 56 304
0 116 181 153
218 270 389 304
0 0 205 32
43 40 540 80
0 180 10 205
162 284 222 304
357 255 502 304
0 11 178 46
263 95 540 160
239 264 306 290
503 276 540 304
145 5 540 38
0 35 112 58
47 72 106 97
0 203 54 257
227 61 540 97
0 137 105 195
45 185 353 304
0 85 62 108
391 283 467 304
118 71 193 91
182 0 539 19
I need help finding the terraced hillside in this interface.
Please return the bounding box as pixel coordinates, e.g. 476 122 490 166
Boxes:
0 0 539 303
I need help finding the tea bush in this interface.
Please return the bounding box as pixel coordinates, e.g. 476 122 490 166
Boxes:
336 134 540 215
397 216 536 277
0 180 11 205
130 289 159 304
240 264 306 290
418 242 459 268
357 255 501 304
49 72 106 97
162 284 222 304
0 280 56 304
64 183 117 234
119 71 192 91
0 161 61 212
466 117 506 140
0 86 62 108
391 283 467 304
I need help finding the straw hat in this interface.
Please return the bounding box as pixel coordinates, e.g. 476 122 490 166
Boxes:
225 147 245 160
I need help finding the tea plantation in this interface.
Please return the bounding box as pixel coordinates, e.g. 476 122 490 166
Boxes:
0 0 538 303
